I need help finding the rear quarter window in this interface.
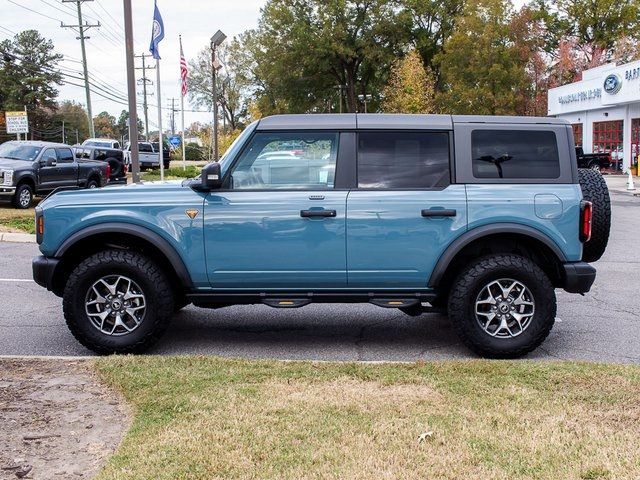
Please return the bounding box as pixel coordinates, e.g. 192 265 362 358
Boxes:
471 130 560 179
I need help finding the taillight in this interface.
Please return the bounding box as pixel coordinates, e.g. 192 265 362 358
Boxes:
123 163 128 174
580 200 592 242
105 163 111 180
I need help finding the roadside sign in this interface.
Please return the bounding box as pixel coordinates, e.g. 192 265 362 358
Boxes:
169 135 181 147
5 111 29 134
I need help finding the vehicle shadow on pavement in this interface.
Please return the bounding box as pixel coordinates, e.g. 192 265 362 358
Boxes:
147 305 470 361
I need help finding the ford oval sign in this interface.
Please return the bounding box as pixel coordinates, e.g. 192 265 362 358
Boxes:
603 74 622 94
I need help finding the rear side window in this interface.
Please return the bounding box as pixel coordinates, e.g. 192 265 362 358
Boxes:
57 148 74 163
471 130 560 179
357 131 450 189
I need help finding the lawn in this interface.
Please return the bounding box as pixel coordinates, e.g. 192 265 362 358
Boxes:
0 207 35 234
95 357 640 480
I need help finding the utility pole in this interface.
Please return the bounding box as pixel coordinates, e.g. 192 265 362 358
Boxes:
167 98 178 136
135 53 154 140
61 0 99 138
62 120 65 144
210 30 226 161
123 0 141 183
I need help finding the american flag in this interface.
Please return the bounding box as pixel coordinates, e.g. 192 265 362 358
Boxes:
179 36 188 97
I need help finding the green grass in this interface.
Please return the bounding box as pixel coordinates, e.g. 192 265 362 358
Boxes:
94 357 640 480
141 166 201 182
0 208 35 234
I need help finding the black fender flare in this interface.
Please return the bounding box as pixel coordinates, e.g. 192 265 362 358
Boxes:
427 223 567 288
14 171 37 188
55 222 194 289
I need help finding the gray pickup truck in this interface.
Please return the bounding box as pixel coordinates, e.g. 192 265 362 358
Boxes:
0 140 110 209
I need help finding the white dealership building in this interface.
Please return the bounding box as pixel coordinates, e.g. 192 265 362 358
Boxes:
547 60 640 172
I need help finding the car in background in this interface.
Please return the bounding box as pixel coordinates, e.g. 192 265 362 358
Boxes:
575 146 612 171
82 138 121 149
0 141 109 208
74 146 127 184
123 142 160 170
151 141 171 170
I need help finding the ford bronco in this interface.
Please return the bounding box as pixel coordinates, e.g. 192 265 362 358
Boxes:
32 114 611 358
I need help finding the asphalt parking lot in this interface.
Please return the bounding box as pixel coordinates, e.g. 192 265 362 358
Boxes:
0 176 638 362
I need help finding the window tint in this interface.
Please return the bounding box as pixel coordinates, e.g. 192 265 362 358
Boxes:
357 131 450 189
74 148 84 159
94 149 108 161
471 130 560 179
42 148 57 162
230 132 338 189
57 148 74 163
139 143 153 153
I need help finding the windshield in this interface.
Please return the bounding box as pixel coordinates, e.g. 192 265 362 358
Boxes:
85 141 113 148
219 121 258 176
0 142 41 161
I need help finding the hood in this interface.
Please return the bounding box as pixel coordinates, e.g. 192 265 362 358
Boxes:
0 158 34 170
39 180 191 209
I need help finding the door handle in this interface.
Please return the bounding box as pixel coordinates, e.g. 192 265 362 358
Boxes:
421 209 457 217
300 209 337 218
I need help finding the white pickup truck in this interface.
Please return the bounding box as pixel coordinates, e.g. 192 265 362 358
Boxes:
123 142 160 170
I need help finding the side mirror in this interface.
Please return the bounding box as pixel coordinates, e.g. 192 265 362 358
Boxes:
201 162 222 190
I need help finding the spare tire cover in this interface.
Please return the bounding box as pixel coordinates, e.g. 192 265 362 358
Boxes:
578 168 611 262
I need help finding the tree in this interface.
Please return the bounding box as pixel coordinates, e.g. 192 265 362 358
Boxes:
436 0 531 115
0 30 63 140
116 110 143 142
93 111 117 139
188 38 252 131
382 50 436 113
245 0 408 114
54 101 90 144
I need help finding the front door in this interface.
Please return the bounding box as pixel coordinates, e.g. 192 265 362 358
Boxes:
37 148 60 192
204 130 347 289
346 130 467 289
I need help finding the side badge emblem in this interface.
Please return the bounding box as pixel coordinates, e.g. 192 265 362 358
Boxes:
186 209 199 220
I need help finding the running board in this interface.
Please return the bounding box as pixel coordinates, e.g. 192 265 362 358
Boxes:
187 291 436 308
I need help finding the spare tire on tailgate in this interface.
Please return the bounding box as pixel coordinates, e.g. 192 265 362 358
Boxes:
106 157 123 178
578 168 611 262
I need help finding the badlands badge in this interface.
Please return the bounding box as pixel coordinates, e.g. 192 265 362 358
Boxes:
185 209 199 220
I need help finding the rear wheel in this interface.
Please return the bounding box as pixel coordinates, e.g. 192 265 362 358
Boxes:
86 178 99 189
12 183 33 209
578 168 611 262
63 250 174 354
448 254 556 359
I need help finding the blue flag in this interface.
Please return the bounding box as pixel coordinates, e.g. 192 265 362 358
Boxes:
149 1 164 60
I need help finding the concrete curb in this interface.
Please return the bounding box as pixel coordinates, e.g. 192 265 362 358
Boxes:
0 232 36 243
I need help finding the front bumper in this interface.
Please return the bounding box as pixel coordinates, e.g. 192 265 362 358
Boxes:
0 186 16 197
562 262 596 293
32 256 60 292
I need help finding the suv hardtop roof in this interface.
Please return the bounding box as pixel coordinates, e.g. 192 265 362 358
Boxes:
255 114 569 131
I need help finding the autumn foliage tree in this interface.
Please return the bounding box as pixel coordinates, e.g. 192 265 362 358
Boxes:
382 50 436 113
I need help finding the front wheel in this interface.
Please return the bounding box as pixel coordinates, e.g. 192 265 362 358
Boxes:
12 183 33 209
448 254 556 359
63 250 174 354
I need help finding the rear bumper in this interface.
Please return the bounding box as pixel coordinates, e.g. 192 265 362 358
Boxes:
562 262 596 294
32 255 60 292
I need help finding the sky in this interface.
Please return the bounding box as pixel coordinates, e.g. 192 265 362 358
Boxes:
1 0 528 134
1 0 266 133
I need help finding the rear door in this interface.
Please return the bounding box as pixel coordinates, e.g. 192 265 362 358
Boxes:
55 147 78 187
346 130 467 289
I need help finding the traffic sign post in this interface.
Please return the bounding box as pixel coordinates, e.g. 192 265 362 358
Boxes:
5 111 29 140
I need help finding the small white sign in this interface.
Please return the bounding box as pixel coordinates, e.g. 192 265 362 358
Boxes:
5 111 29 134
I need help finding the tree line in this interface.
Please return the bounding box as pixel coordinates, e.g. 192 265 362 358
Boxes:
187 0 640 128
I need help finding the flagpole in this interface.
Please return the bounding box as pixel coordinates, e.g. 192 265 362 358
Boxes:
156 58 164 182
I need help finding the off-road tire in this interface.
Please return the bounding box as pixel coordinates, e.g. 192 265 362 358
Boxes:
106 157 123 178
63 250 174 354
12 183 33 209
448 254 556 359
578 168 611 262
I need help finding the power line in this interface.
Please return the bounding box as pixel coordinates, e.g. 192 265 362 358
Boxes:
6 0 63 22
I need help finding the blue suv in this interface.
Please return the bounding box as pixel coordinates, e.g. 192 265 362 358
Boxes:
32 114 610 358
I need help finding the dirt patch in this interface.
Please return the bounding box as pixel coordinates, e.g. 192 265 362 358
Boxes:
0 359 129 479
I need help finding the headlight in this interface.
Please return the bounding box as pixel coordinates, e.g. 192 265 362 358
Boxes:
1 169 14 185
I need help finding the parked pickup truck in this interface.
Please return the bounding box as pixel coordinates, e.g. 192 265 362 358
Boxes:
124 142 168 170
0 141 109 209
575 146 612 171
32 114 611 358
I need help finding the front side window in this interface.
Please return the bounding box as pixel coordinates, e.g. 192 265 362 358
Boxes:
230 132 339 189
357 131 450 189
472 130 560 179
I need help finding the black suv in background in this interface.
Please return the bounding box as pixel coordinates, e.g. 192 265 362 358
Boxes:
74 146 127 184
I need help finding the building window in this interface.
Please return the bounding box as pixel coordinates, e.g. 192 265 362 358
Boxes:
572 123 583 147
593 120 623 170
631 119 640 163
